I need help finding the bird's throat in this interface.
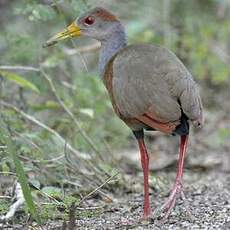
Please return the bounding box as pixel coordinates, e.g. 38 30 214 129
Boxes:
99 24 127 76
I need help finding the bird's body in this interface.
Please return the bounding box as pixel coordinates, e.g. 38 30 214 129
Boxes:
103 44 203 134
45 7 204 221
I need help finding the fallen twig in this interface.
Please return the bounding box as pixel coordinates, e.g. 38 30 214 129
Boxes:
0 182 25 221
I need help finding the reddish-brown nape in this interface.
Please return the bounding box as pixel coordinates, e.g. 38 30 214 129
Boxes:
93 7 118 21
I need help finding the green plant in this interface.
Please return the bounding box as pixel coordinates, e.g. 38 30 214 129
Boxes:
0 117 41 224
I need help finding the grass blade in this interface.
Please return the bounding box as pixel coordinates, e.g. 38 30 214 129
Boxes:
0 70 40 93
0 117 41 224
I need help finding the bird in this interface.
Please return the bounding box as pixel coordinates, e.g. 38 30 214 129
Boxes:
44 7 203 220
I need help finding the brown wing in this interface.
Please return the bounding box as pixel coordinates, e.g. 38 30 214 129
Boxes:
105 44 203 132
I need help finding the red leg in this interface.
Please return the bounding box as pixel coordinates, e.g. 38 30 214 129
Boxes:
159 135 189 220
137 138 151 219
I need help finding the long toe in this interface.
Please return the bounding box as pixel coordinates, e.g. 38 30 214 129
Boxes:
152 183 182 220
161 186 180 212
161 194 178 221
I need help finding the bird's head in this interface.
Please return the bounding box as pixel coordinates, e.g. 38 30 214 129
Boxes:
43 7 122 47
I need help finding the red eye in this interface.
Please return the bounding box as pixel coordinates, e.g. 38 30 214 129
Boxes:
84 16 95 25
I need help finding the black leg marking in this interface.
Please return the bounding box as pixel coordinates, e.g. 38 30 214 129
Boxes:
174 112 190 136
133 129 144 140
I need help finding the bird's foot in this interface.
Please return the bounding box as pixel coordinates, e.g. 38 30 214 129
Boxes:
159 181 182 221
152 181 194 222
153 181 181 220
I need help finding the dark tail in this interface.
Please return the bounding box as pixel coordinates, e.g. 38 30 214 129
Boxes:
174 112 189 136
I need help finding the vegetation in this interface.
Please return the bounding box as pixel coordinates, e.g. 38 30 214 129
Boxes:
0 0 229 227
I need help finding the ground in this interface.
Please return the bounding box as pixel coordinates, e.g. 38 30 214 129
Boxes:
43 113 230 230
1 110 229 230
1 157 230 230
40 170 230 230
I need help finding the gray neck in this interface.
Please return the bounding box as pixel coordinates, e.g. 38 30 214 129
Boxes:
99 23 127 77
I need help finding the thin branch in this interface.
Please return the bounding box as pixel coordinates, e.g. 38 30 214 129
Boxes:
88 183 113 203
0 66 40 72
33 184 64 207
0 65 103 159
40 68 103 160
63 143 108 186
40 202 103 210
19 154 65 164
0 101 89 160
14 131 43 153
78 172 119 206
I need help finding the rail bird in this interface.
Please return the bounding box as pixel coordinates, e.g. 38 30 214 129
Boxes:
44 7 203 220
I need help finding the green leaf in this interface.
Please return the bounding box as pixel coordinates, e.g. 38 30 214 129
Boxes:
0 117 41 224
0 70 40 93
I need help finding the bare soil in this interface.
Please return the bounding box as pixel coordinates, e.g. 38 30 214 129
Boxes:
39 169 230 230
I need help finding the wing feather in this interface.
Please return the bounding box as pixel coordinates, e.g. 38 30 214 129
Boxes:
110 44 203 129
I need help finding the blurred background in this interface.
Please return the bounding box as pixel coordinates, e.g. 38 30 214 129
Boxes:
0 0 229 226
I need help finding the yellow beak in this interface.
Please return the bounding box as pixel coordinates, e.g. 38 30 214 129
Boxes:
43 22 81 47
